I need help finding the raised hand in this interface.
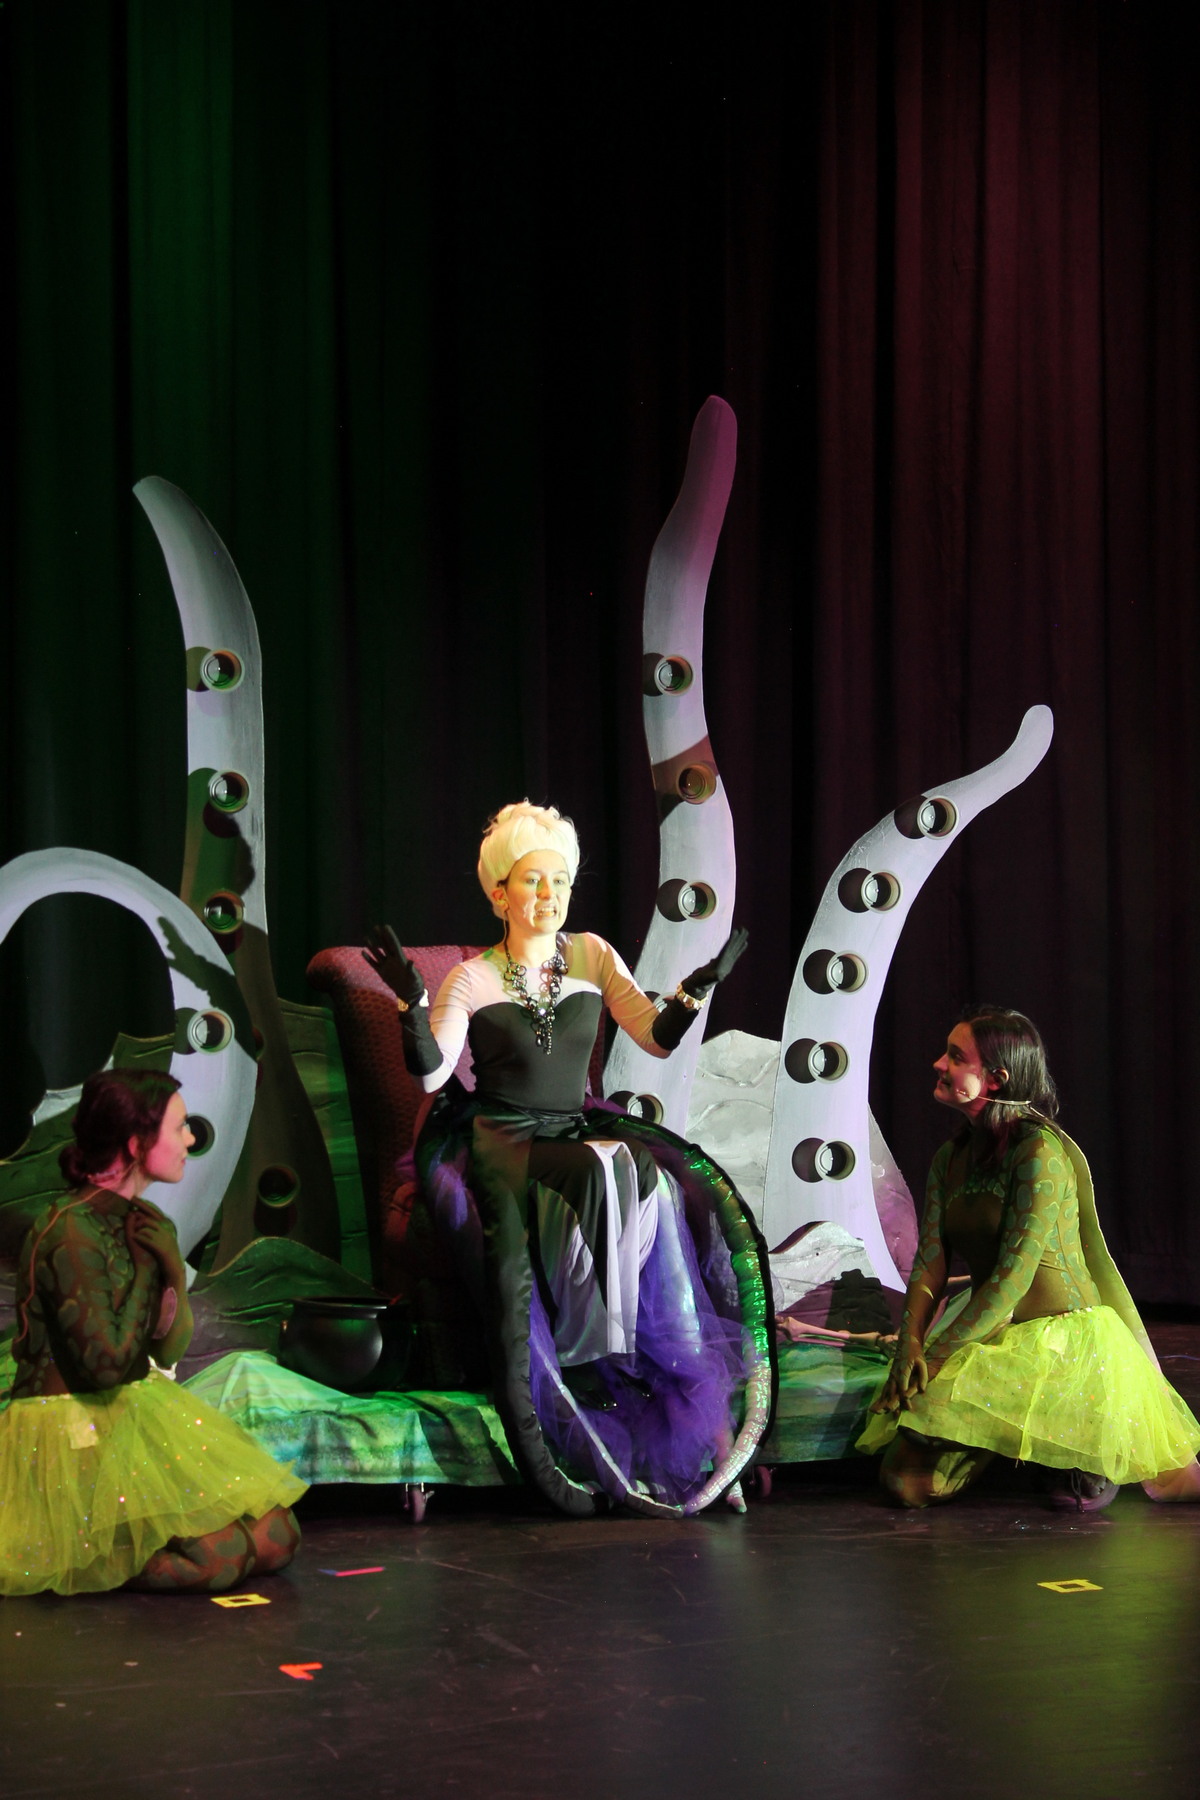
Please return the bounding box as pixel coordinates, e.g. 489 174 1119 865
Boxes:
365 925 443 1077
363 924 426 1008
651 929 750 1053
680 927 749 1000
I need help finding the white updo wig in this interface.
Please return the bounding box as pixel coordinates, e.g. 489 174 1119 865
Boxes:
477 801 581 917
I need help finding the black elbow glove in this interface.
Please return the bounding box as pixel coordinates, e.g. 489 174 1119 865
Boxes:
651 995 701 1052
398 1005 443 1078
650 928 749 1053
363 924 443 1078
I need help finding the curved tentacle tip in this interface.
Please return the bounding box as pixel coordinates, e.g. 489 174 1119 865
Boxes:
1017 703 1055 749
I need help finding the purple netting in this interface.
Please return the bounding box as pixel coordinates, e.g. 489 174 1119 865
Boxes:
688 1196 744 1325
417 1096 756 1508
528 1181 746 1505
593 1111 746 1331
421 1137 485 1301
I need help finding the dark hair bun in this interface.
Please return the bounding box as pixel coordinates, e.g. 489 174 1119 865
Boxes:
58 1068 183 1190
58 1142 94 1187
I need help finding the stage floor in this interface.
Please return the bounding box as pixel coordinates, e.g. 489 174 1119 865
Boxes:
4 1321 1200 1800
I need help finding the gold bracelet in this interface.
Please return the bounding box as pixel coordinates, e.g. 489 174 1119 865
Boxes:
396 997 410 1015
673 984 706 1012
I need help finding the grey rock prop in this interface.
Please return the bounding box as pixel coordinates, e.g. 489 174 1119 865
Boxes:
768 1223 877 1312
683 1029 779 1218
684 1028 917 1308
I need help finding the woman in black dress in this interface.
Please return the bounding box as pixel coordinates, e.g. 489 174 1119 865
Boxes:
365 801 773 1516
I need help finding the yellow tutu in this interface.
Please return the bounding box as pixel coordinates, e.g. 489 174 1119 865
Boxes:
856 1305 1200 1484
0 1370 307 1597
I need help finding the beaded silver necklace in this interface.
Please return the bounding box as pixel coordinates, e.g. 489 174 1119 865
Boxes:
502 938 567 1054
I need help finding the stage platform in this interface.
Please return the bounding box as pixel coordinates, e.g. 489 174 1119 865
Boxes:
3 1321 1199 1799
180 1333 894 1489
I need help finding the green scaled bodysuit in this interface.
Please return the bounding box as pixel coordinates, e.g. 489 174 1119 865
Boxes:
857 1122 1200 1483
0 1194 305 1596
10 1195 164 1399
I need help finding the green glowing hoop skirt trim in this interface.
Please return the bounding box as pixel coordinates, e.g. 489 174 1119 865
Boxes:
0 1369 307 1597
856 1305 1200 1484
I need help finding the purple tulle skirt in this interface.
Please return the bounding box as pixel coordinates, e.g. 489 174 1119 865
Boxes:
415 1085 775 1516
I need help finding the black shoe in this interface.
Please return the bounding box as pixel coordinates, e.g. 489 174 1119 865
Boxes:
1043 1467 1119 1513
611 1368 653 1403
561 1363 617 1412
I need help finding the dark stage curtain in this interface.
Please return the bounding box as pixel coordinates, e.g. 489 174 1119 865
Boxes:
1 2 1196 1296
815 1 1199 1298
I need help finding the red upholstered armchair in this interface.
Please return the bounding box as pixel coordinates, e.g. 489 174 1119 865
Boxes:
305 944 607 1307
306 945 481 1302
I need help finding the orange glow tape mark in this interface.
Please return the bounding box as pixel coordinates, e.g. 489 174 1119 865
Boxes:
319 1567 385 1577
280 1663 323 1681
1037 1579 1103 1594
211 1592 272 1608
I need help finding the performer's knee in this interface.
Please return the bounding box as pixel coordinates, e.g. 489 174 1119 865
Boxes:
130 1518 256 1592
245 1506 301 1573
880 1431 989 1508
879 1433 938 1508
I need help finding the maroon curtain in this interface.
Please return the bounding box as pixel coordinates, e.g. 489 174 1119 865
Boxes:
3 1 1196 1298
814 0 1199 1297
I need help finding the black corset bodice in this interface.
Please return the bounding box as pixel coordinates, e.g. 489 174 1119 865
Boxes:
467 991 604 1112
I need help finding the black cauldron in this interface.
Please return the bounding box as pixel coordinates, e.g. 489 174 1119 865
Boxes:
279 1295 390 1391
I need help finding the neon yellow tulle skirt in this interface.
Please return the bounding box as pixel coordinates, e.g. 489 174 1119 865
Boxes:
856 1305 1200 1484
0 1370 307 1597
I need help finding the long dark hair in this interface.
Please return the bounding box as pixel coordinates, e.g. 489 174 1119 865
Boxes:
58 1068 182 1189
954 1005 1059 1160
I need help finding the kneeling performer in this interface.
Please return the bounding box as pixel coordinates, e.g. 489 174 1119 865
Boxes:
859 1006 1200 1511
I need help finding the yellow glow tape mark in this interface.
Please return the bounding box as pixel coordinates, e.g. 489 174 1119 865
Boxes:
211 1592 272 1608
1038 1579 1102 1594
